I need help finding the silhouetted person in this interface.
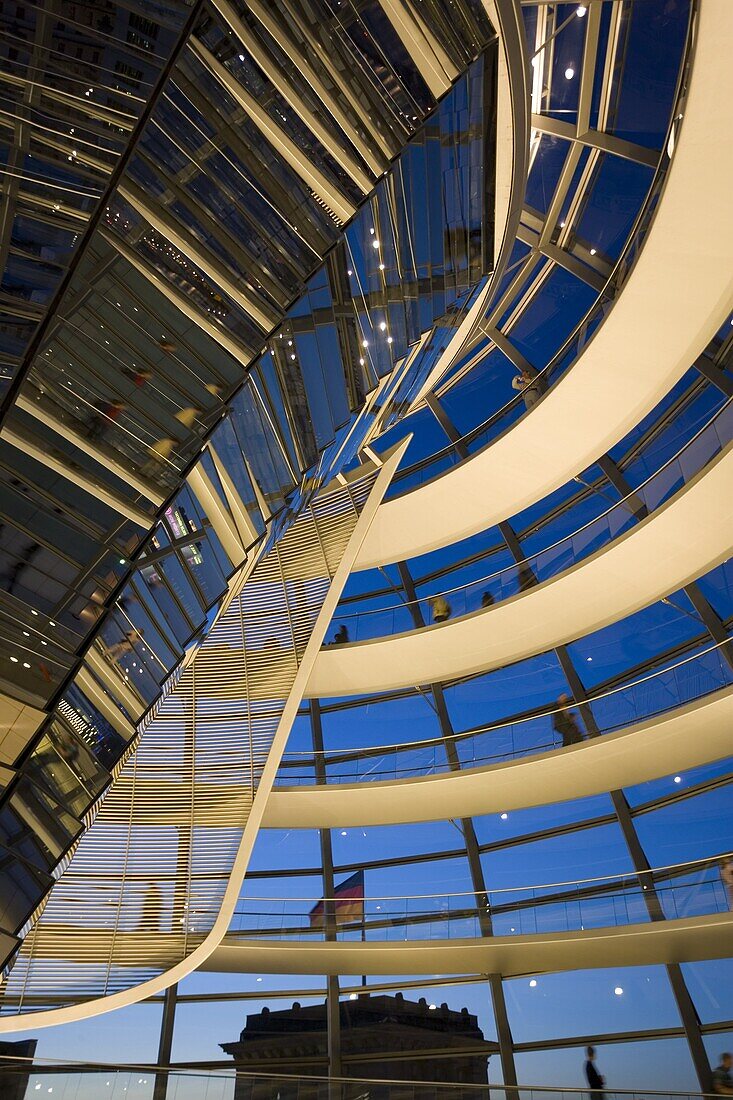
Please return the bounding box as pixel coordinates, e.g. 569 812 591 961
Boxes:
106 628 143 663
481 590 495 609
333 624 349 644
585 1046 605 1100
431 596 451 623
87 399 125 441
0 541 41 595
140 882 163 932
517 562 535 592
721 859 733 911
713 1054 733 1096
553 693 585 747
512 369 544 410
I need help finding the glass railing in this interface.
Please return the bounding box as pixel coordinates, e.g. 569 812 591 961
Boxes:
0 1059 724 1100
230 857 731 943
330 401 732 644
277 638 733 784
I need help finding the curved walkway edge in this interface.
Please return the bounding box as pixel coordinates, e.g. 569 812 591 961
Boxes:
307 444 733 698
208 912 733 977
354 0 733 570
264 686 733 828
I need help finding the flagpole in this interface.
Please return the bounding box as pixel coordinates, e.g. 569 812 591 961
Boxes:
361 906 367 989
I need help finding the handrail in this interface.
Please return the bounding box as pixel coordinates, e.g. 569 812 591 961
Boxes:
334 398 731 626
236 854 730 905
281 634 732 762
0 1055 723 1097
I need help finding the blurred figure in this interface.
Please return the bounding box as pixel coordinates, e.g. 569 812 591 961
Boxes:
552 693 585 747
122 366 153 388
481 590 494 609
511 369 544 410
517 562 535 592
333 624 349 644
712 1053 733 1096
158 338 177 353
720 859 733 910
140 881 163 932
585 1046 605 1100
87 398 126 442
431 596 451 623
106 628 143 663
0 541 41 595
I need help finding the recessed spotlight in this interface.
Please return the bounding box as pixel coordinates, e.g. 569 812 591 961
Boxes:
614 986 623 996
565 67 575 80
500 812 508 820
576 5 587 15
350 992 358 1000
372 239 380 249
529 979 537 988
428 1004 437 1010
10 657 18 663
340 830 347 836
379 322 387 331
590 248 597 256
674 775 682 784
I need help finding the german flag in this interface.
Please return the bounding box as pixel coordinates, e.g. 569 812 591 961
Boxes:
309 871 364 928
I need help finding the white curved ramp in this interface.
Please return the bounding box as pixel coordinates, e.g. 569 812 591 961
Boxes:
208 912 733 978
307 443 733 697
264 686 733 828
355 0 733 570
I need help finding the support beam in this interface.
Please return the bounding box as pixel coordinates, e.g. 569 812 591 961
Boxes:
189 39 355 225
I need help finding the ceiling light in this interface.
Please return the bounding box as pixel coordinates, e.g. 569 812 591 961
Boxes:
362 339 369 348
347 269 353 276
428 1004 437 1010
372 239 380 249
500 812 508 820
379 321 387 331
369 228 375 235
340 830 347 836
387 336 393 344
529 979 537 988
576 5 587 15
350 993 358 1000
23 662 30 669
379 263 385 270
565 67 575 79
238 54 245 61
614 987 623 996
674 775 682 784
10 657 18 664
590 247 597 255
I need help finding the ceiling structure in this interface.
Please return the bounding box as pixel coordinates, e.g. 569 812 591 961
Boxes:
0 1 732 1095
